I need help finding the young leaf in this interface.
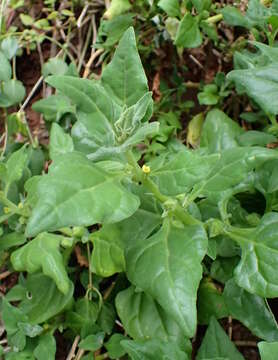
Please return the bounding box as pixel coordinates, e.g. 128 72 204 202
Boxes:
175 14 202 48
125 219 207 337
11 232 71 294
223 279 278 341
26 152 140 236
101 27 149 107
196 317 244 360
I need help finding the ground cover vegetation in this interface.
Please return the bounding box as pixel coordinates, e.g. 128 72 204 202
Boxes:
1 0 278 359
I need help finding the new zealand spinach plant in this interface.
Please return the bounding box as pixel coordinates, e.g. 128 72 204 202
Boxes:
1 24 278 360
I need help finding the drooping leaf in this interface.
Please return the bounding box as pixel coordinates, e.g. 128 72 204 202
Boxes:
125 218 207 337
25 152 140 237
11 232 71 294
223 279 278 341
196 317 244 360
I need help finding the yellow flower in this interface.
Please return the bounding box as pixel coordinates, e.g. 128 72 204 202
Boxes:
142 164 150 174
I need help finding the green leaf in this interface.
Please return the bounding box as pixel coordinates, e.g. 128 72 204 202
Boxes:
227 64 278 115
200 109 243 153
237 131 276 147
19 14 34 26
196 317 244 360
198 278 228 325
125 219 207 337
49 123 74 160
90 225 126 277
17 322 43 337
79 333 105 351
104 0 132 19
105 334 127 359
258 341 278 360
210 257 240 284
158 0 181 17
175 14 202 49
11 232 71 294
227 212 278 298
0 232 26 251
1 37 19 59
32 94 75 122
90 208 161 276
121 339 189 360
116 286 187 348
223 279 278 341
192 0 211 13
200 147 278 194
4 145 28 191
0 50 12 81
1 79 26 107
26 152 140 237
18 273 74 323
221 6 252 28
150 149 219 196
42 58 68 77
101 27 149 107
33 333 56 360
